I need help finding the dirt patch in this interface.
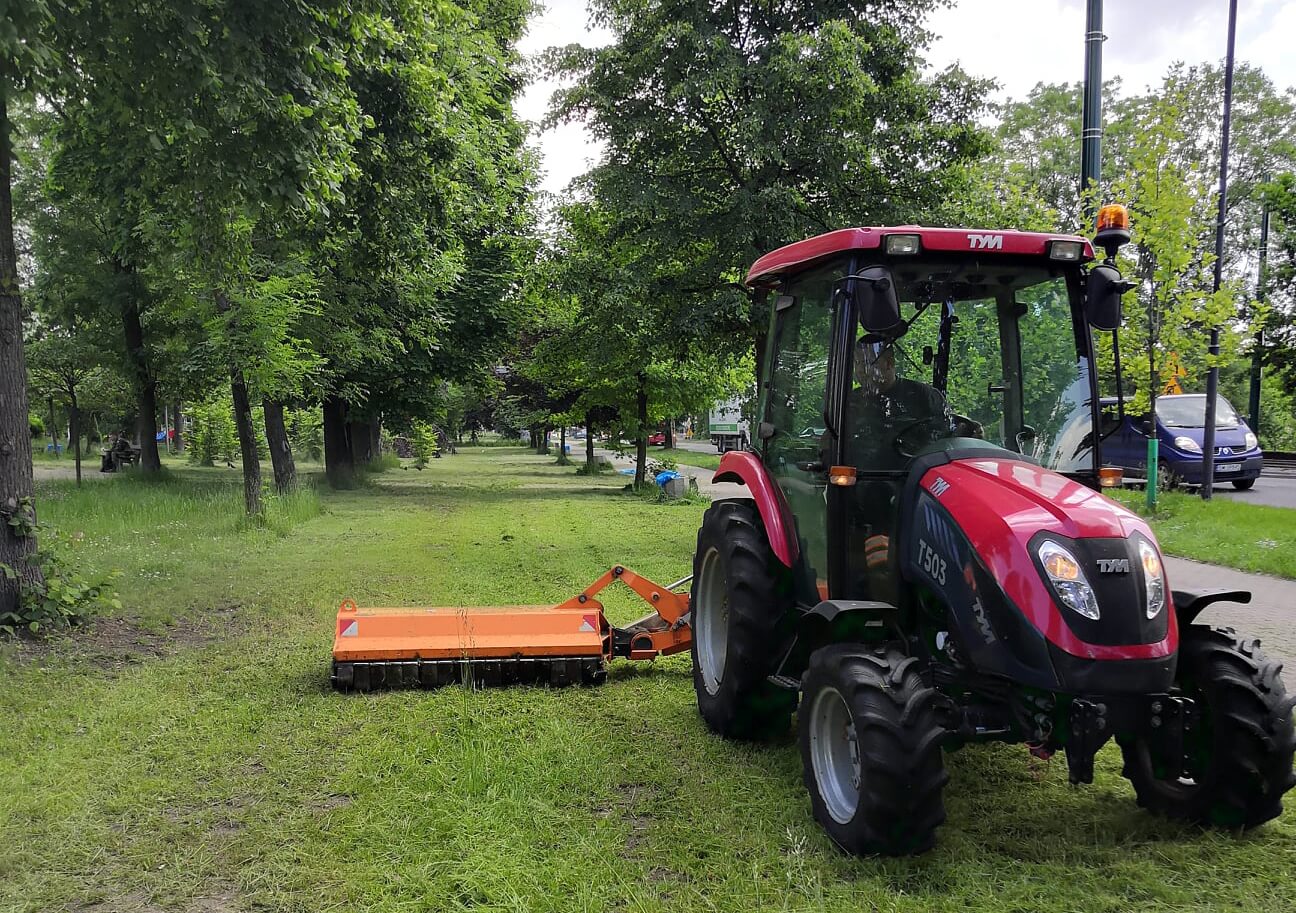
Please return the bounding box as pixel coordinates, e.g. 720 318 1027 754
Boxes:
593 782 659 855
75 891 163 913
7 603 243 672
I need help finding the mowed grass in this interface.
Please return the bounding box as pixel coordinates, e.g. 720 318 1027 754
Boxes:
1112 489 1296 579
655 447 721 471
1 448 1293 913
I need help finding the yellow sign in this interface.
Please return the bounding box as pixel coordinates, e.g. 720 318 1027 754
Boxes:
1162 352 1186 395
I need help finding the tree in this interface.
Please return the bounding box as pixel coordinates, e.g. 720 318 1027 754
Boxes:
51 0 373 513
25 323 101 484
0 0 62 616
1106 83 1236 419
548 0 992 386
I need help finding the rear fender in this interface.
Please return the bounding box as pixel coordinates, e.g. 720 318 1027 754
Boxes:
714 450 798 567
1173 589 1251 626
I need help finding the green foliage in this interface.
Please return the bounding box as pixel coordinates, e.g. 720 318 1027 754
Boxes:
28 411 44 437
287 407 324 463
186 399 239 467
0 527 121 635
410 421 440 469
1105 77 1236 412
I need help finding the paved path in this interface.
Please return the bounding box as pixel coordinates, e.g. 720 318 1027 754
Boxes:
1166 557 1296 688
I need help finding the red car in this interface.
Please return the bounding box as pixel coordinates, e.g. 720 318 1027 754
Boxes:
647 431 667 446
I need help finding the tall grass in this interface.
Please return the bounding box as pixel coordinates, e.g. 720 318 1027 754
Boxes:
32 467 324 625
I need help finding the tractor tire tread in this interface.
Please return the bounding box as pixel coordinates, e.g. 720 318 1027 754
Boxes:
1119 626 1296 828
692 500 794 741
799 643 948 856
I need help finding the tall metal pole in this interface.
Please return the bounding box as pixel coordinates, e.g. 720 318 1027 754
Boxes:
1201 0 1238 501
1248 202 1269 433
1080 0 1105 225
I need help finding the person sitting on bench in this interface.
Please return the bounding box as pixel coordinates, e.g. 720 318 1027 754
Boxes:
100 432 134 472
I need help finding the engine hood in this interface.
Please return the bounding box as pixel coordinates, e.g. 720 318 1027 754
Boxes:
918 455 1175 661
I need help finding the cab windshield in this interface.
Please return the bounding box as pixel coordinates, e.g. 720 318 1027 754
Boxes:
846 256 1094 474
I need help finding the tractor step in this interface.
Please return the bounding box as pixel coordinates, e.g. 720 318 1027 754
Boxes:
332 656 606 692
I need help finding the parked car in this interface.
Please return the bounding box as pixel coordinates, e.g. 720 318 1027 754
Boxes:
647 430 667 446
1101 394 1263 490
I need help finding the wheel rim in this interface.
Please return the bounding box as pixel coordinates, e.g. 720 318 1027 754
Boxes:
809 686 861 824
695 546 728 695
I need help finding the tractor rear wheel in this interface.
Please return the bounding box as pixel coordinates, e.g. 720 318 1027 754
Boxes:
1119 626 1296 828
691 500 795 740
798 644 949 856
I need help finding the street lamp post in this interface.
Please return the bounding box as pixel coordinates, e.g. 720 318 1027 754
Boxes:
1201 0 1238 501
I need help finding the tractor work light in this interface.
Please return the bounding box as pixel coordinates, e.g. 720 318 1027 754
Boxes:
1136 538 1166 619
1049 240 1085 261
1037 540 1100 620
884 234 921 255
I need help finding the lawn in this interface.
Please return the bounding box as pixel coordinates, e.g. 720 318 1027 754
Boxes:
1112 489 1296 579
2 448 1294 913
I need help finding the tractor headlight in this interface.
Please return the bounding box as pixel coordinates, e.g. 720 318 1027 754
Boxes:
1173 436 1201 454
1245 431 1258 450
1037 540 1100 620
1136 538 1166 619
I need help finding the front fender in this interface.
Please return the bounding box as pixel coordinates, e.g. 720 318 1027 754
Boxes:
713 450 798 567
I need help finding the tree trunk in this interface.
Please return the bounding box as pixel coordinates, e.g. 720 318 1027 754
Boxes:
635 373 648 487
119 293 161 472
69 392 81 486
229 373 262 514
263 399 297 493
0 86 41 614
664 421 675 449
558 426 567 462
348 418 373 465
213 288 261 514
322 396 353 488
585 412 595 468
369 417 381 461
173 402 185 453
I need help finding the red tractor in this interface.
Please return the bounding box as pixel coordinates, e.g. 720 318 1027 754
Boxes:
691 210 1296 854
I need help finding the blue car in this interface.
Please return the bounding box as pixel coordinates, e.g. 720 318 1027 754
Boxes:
1101 394 1263 490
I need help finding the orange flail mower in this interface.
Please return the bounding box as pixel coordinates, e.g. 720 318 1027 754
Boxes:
331 566 692 691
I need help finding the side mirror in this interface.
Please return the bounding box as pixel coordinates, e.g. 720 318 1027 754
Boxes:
850 266 903 336
1085 263 1134 331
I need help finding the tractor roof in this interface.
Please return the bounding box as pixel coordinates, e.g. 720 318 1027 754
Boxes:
745 226 1095 287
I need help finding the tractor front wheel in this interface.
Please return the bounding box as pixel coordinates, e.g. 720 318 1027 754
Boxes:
1119 626 1296 828
691 500 794 740
798 644 949 856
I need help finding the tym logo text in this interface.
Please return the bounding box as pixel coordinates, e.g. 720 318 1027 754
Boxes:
967 233 1004 250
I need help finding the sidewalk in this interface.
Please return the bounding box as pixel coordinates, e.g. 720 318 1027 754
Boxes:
1164 557 1296 687
592 446 1295 686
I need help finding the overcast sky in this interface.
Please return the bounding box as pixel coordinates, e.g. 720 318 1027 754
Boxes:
515 0 1296 196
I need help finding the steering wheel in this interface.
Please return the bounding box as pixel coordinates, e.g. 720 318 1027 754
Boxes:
891 416 955 458
952 414 984 439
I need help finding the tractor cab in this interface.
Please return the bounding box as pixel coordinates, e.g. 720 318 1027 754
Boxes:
747 226 1115 607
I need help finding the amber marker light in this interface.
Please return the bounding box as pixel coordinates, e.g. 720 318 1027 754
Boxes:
1095 203 1130 234
829 466 857 486
1042 550 1081 581
1098 466 1124 488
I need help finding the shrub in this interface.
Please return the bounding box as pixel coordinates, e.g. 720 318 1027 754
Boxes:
410 421 440 468
29 412 45 438
0 501 121 635
187 399 239 466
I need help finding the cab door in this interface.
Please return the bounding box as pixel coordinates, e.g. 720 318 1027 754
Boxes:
759 262 846 605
